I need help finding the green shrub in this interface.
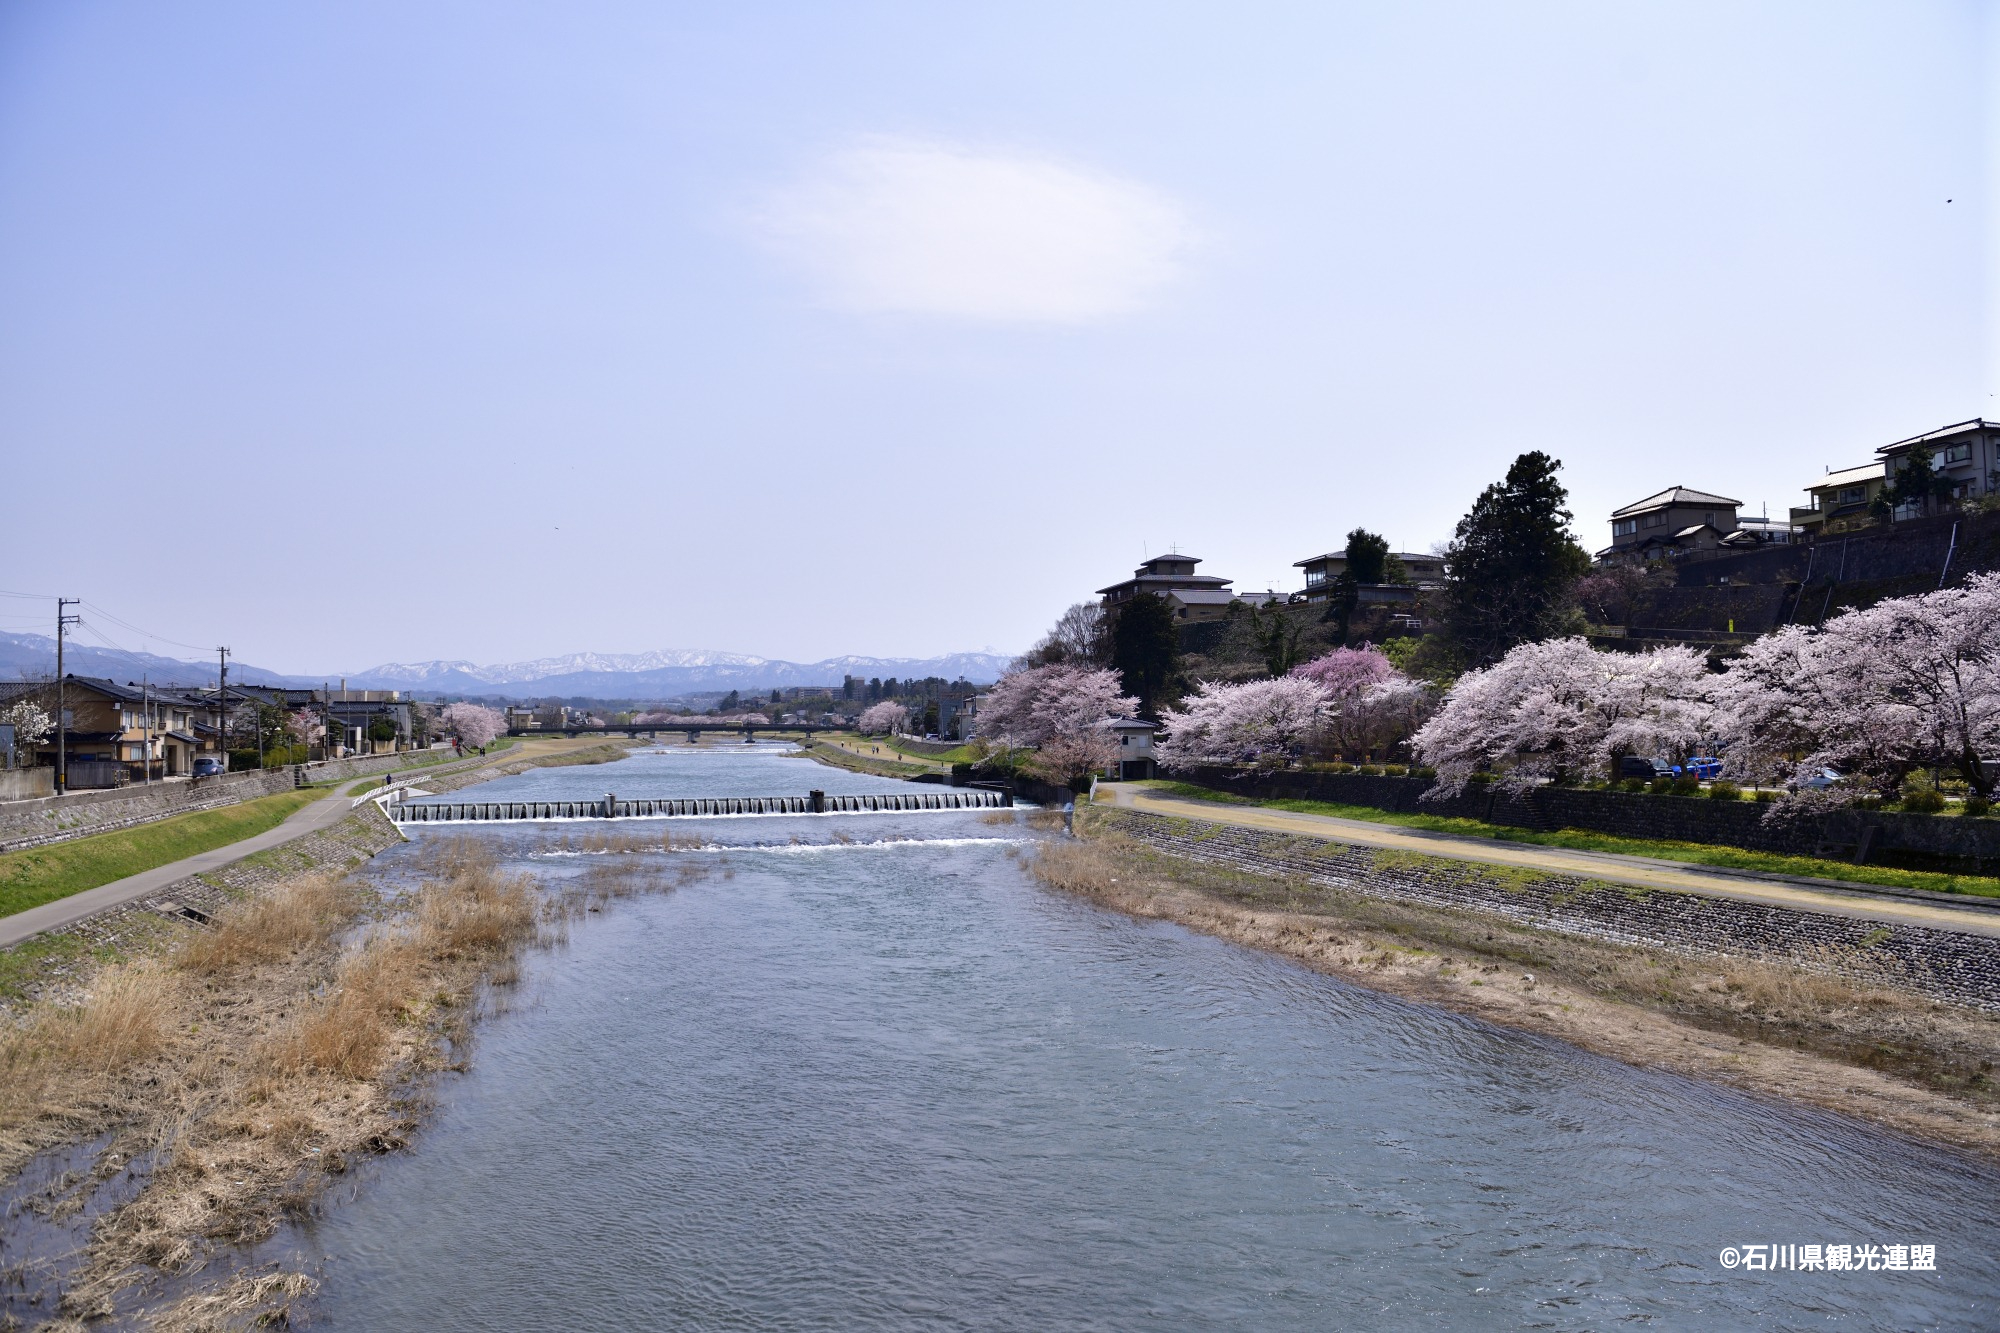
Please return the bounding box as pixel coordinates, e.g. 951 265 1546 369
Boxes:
1670 775 1703 797
1754 789 1776 803
1358 764 1383 776
1708 781 1741 801
1965 794 1992 817
1467 771 1495 786
1331 762 1356 774
1647 776 1674 795
1901 787 1947 814
1411 766 1437 780
1382 764 1408 777
1621 778 1646 794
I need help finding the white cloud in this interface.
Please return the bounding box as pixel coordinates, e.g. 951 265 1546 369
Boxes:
749 137 1196 323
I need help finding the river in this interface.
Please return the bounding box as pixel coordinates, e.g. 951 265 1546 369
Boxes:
297 744 1997 1329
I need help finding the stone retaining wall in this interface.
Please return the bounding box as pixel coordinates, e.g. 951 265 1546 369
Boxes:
1103 808 2000 1011
0 745 499 854
1172 766 2000 871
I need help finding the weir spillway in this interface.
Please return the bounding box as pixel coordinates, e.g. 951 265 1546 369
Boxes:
385 788 1013 824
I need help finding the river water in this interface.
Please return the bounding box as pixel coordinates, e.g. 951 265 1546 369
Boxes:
301 744 1997 1330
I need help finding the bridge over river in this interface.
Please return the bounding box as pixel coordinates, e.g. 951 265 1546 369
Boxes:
507 722 834 742
387 787 1011 824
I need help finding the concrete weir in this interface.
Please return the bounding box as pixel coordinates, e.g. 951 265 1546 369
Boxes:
385 788 1012 824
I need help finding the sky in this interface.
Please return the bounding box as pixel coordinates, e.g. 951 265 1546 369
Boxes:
0 1 1992 673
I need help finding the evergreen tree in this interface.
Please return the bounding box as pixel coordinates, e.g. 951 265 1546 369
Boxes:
1110 592 1181 718
1877 444 1955 519
1439 452 1591 666
1324 527 1391 640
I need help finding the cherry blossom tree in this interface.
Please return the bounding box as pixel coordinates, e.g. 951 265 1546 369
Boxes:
978 664 1136 749
1714 573 2000 797
439 702 506 748
287 709 325 747
1324 677 1439 759
1156 676 1332 770
1411 638 1712 795
1291 646 1393 698
0 700 52 767
858 701 910 735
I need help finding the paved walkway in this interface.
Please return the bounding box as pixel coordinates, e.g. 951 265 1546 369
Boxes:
1093 783 2000 940
0 736 607 949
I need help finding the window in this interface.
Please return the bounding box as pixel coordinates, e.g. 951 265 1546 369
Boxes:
1942 443 1973 466
1612 519 1637 537
1640 512 1668 529
1304 567 1325 587
1836 486 1866 505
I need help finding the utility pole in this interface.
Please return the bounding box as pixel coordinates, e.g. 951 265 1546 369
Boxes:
142 677 152 785
216 646 230 774
54 598 78 794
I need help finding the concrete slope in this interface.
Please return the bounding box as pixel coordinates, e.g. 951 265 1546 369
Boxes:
1094 784 2000 940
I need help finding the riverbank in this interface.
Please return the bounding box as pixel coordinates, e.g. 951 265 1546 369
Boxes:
794 736 944 779
0 831 544 1327
1046 808 2000 1160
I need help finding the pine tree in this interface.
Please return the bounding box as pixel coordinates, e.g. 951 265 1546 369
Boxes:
1110 592 1181 717
1439 452 1591 666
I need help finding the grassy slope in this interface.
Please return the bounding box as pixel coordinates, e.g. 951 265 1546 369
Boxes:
0 788 323 918
1138 780 2000 899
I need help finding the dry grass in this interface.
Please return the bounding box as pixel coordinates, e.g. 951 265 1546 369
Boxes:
174 874 359 976
145 1268 317 1331
0 841 565 1328
1034 829 2000 1154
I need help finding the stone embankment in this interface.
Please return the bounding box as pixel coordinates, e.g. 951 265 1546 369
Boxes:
0 747 504 854
1104 808 2000 1011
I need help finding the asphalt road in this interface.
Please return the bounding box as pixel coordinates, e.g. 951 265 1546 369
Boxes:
1093 783 2000 940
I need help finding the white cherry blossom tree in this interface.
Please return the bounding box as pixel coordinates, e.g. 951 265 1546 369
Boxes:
1714 573 2000 797
858 701 910 735
1156 676 1332 770
1411 638 1712 795
977 664 1136 748
439 702 506 748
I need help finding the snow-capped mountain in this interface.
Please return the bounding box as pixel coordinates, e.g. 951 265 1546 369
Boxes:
355 649 776 686
344 650 1012 697
0 632 1012 699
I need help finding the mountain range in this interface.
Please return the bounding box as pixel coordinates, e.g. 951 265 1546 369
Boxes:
0 633 1011 699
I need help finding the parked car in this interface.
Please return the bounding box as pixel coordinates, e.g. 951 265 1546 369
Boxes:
1683 756 1723 780
1616 756 1673 781
192 756 226 777
1800 767 1846 790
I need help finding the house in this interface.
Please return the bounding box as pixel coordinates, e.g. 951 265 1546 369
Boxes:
1293 550 1444 600
2 676 207 784
1721 515 1796 548
1876 419 2000 517
1097 554 1237 623
1789 462 1887 538
1599 487 1742 565
1096 717 1159 781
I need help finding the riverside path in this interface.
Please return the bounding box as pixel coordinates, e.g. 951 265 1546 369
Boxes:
1092 783 2000 941
0 735 613 948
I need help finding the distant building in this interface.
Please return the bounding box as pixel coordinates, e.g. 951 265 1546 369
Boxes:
1293 550 1444 601
0 676 206 783
1876 418 2000 516
1599 487 1742 565
1096 717 1159 781
1097 554 1237 623
1789 463 1886 538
